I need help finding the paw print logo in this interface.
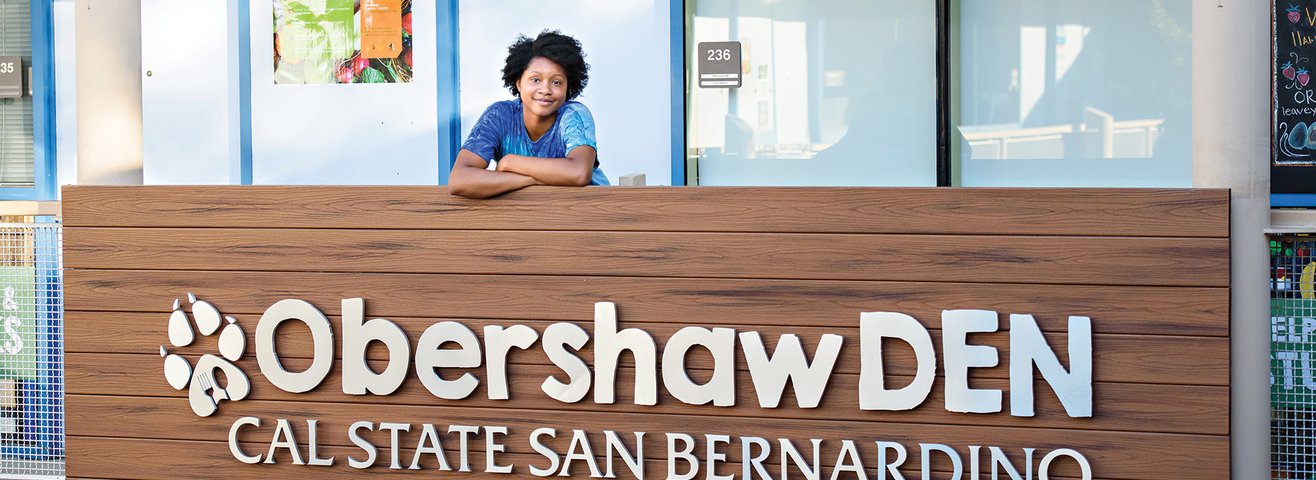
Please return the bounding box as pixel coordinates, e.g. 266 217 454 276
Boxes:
160 294 252 417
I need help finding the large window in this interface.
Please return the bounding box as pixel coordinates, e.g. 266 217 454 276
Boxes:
685 0 937 186
682 0 1192 188
0 0 34 188
952 0 1192 187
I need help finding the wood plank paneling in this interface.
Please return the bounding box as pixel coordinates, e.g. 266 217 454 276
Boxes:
66 353 1229 435
60 186 1229 237
64 271 1230 337
67 436 1106 480
67 396 1225 479
64 227 1229 287
62 186 1231 479
65 312 1228 387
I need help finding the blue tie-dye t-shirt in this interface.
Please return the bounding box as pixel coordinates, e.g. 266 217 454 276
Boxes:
461 99 609 186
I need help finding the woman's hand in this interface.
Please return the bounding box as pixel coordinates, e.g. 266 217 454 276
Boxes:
494 147 596 187
448 149 541 199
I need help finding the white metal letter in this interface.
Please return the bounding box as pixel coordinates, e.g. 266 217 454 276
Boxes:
229 416 262 464
604 430 645 479
593 302 658 405
264 418 305 465
921 444 963 480
379 422 411 469
485 325 539 400
1038 448 1092 480
780 438 822 480
663 327 737 406
415 322 482 400
348 421 376 469
706 434 733 480
342 298 410 396
859 312 936 411
529 428 560 477
942 310 1003 413
875 441 907 480
256 299 334 393
306 419 334 466
409 423 452 471
541 322 592 403
1009 315 1093 417
742 436 772 480
830 440 867 480
667 433 699 480
740 332 843 408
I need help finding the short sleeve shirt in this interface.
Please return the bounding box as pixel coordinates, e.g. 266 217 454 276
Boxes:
461 99 609 185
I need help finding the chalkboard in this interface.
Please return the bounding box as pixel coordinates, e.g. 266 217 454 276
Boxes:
1275 1 1316 194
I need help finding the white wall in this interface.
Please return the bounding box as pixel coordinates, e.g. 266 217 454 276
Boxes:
1192 2 1270 478
458 0 673 185
248 0 440 185
140 0 236 184
53 0 76 191
74 0 143 185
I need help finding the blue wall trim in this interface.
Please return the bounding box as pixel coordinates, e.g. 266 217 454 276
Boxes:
670 0 684 186
1274 194 1316 208
437 0 461 185
0 0 59 201
238 0 253 185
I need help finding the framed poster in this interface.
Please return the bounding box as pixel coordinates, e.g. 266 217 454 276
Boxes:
273 0 413 84
1275 1 1316 200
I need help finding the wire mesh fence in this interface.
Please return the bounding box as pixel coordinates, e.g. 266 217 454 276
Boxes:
0 220 62 479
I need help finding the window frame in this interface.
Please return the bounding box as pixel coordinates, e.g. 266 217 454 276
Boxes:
677 0 1198 189
675 0 953 187
0 0 56 200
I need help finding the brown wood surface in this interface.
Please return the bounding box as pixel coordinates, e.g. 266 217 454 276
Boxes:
64 271 1229 337
67 395 1224 479
66 436 1105 480
66 352 1227 435
62 186 1231 480
64 311 1229 387
60 186 1229 237
64 227 1229 287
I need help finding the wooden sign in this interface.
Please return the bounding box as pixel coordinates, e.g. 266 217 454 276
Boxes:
62 186 1230 479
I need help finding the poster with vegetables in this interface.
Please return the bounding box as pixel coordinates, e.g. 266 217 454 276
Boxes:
274 0 413 85
1277 2 1316 165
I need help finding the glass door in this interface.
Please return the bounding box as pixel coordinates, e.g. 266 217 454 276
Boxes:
685 0 938 186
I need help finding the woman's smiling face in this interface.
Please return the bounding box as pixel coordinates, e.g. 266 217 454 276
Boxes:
518 56 569 120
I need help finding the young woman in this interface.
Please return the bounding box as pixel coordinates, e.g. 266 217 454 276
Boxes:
448 30 608 198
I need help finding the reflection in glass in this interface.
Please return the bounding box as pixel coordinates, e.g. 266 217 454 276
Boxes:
0 0 34 187
955 0 1192 187
687 0 936 186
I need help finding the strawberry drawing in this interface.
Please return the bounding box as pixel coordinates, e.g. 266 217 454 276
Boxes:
1290 5 1303 24
1286 61 1297 80
402 13 413 36
1300 68 1310 87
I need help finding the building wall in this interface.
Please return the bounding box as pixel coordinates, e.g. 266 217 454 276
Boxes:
140 0 238 185
73 0 142 186
246 0 442 185
129 1 674 186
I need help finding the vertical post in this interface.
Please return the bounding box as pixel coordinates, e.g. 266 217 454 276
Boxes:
31 0 56 199
230 0 252 185
436 0 460 186
1193 3 1270 478
73 0 143 185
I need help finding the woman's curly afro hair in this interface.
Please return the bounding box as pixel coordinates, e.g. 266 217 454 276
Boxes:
502 30 590 101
